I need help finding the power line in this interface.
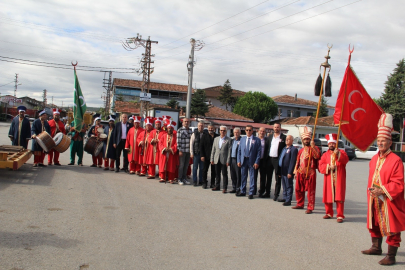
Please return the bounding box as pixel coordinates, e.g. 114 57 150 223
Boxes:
155 0 332 63
0 81 14 87
155 0 362 68
0 58 136 73
0 56 136 70
157 0 272 48
156 0 299 54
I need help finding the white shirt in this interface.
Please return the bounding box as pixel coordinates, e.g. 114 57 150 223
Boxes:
121 122 127 139
219 136 226 149
269 134 281 157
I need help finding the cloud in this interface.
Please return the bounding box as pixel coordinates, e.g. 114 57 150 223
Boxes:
0 0 404 109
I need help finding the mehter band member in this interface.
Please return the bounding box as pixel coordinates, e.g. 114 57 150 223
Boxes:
361 113 405 266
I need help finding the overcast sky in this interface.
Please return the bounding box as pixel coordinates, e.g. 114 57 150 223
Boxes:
0 0 404 109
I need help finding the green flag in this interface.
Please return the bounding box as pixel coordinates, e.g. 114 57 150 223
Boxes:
73 69 87 131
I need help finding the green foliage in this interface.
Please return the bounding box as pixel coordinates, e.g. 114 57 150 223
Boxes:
191 89 209 118
98 107 108 120
313 96 329 117
166 99 179 109
218 79 235 111
377 58 405 132
116 94 124 102
233 91 278 123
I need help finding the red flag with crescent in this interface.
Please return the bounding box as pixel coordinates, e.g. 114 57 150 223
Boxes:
333 65 383 151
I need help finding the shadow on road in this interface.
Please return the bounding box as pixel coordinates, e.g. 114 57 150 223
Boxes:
0 164 54 191
0 231 81 249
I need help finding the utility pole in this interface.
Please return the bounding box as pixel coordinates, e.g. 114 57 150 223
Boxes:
52 96 54 107
43 89 47 107
122 34 158 119
102 71 112 114
14 73 20 97
186 38 204 119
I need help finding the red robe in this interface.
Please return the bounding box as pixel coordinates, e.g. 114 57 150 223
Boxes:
158 133 177 173
48 119 66 137
367 151 405 233
319 149 349 203
125 126 144 163
138 128 155 165
149 129 163 165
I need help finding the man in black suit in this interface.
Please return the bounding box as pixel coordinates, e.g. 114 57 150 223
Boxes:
257 127 270 197
260 122 286 201
200 124 218 189
112 114 133 173
277 135 298 206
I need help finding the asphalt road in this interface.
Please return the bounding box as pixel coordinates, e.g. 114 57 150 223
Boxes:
0 122 404 270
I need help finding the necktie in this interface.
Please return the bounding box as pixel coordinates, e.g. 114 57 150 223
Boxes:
245 137 250 157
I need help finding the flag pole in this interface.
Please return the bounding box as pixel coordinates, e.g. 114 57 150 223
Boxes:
336 45 354 147
306 44 332 178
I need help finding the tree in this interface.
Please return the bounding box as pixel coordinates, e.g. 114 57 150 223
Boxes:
233 91 278 123
98 107 108 119
190 89 209 119
218 79 234 111
116 94 124 102
376 58 405 133
313 96 329 117
166 99 179 109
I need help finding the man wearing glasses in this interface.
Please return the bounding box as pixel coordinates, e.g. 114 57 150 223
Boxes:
237 125 261 199
210 126 231 193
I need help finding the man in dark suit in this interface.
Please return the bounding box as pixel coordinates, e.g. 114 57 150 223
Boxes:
237 125 261 199
257 127 270 197
229 128 242 193
200 124 218 189
263 122 286 201
278 135 298 206
112 114 132 173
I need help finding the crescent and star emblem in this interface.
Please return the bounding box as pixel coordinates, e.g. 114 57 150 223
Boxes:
348 90 365 121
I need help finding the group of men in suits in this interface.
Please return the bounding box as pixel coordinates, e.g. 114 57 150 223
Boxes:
192 122 300 202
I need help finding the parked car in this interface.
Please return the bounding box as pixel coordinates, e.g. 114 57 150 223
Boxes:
319 138 344 153
292 137 321 151
355 146 379 159
344 145 356 160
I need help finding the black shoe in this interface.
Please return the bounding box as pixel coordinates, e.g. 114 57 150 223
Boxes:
273 196 279 201
202 183 207 189
229 189 237 194
193 182 197 186
115 168 120 173
236 192 246 197
68 163 74 165
278 198 286 202
54 163 61 166
248 195 254 199
38 163 47 167
283 201 291 206
262 193 270 198
198 182 203 186
124 169 129 174
209 184 214 189
90 164 97 167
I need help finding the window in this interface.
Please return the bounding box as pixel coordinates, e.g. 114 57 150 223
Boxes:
287 110 293 117
293 111 301 117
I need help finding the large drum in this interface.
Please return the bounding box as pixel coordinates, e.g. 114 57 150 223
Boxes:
35 131 56 152
84 137 103 156
53 133 71 153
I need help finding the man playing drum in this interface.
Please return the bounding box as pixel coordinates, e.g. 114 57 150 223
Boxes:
31 109 51 167
47 108 66 166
